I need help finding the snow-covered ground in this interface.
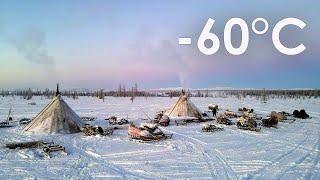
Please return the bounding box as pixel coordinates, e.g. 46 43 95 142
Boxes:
0 96 319 179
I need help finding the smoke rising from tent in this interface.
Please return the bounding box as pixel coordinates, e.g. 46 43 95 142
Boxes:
129 28 190 88
156 40 190 88
10 28 54 66
0 27 56 82
0 27 55 67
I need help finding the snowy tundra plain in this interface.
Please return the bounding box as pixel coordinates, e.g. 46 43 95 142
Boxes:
0 96 319 179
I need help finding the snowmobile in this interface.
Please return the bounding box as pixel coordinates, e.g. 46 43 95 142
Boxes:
202 124 224 132
128 123 172 142
237 117 261 132
82 124 113 136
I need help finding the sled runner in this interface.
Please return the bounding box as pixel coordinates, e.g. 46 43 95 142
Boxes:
0 122 13 128
6 141 66 158
202 124 224 132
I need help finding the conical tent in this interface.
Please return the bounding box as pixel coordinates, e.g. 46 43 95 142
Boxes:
23 95 84 134
165 94 202 119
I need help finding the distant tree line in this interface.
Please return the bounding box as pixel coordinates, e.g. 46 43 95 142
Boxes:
220 89 320 99
0 83 151 100
1 87 319 101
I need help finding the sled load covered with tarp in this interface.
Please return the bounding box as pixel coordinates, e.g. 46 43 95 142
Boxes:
106 116 129 125
82 124 114 136
237 117 261 132
153 111 170 126
216 114 233 125
128 123 172 142
224 109 238 118
262 116 278 128
261 111 288 127
208 104 219 117
293 109 310 119
269 111 287 122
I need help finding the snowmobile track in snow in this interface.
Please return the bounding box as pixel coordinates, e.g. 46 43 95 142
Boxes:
250 129 311 178
164 128 238 179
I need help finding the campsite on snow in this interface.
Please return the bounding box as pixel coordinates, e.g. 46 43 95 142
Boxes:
0 86 319 179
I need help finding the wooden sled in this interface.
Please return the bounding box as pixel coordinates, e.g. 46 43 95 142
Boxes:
5 141 66 158
19 118 32 125
6 141 42 149
202 124 224 132
175 119 187 126
39 142 66 158
237 125 261 132
81 116 97 121
174 118 214 126
0 122 13 128
129 133 173 143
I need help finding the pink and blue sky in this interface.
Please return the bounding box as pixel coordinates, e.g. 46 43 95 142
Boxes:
0 0 319 89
